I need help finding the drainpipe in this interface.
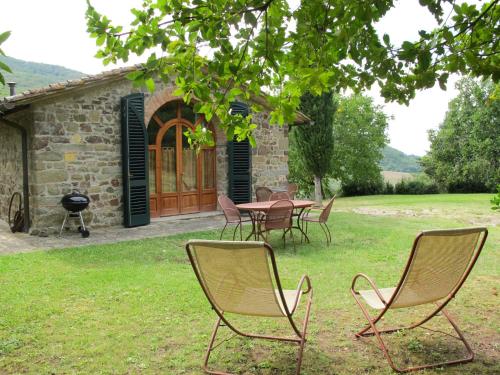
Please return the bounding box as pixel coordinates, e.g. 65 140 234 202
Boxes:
0 117 30 233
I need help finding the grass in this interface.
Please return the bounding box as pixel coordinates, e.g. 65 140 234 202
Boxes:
0 194 498 374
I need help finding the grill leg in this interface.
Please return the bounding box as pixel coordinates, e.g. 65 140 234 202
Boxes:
59 212 69 237
78 211 86 232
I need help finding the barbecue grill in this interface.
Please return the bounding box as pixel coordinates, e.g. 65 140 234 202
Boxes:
59 190 90 238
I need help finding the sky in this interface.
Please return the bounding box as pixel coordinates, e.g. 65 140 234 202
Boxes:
0 0 467 156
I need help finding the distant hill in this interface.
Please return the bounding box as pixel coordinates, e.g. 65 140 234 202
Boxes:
380 146 421 173
0 56 84 97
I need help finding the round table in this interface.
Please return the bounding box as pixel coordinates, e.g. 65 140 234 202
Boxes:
236 200 315 241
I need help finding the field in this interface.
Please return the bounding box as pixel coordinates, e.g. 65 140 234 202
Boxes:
0 194 498 374
381 170 414 184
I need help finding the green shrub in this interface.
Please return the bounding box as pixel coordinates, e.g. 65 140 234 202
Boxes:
491 185 500 210
384 182 394 194
341 177 384 196
394 177 439 195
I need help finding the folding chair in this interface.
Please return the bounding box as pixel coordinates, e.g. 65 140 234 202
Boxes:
351 227 488 372
186 240 313 374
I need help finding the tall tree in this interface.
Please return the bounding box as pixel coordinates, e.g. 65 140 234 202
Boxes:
0 31 12 87
85 1 500 144
421 78 500 192
293 92 336 205
331 94 388 193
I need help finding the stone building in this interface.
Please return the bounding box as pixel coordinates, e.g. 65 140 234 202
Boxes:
0 66 306 233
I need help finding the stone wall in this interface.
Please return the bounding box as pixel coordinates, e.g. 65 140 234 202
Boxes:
251 111 289 195
0 122 23 221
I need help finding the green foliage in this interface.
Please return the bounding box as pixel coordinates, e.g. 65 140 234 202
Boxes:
183 124 215 154
421 77 500 193
491 185 500 210
85 0 500 143
380 146 421 173
0 31 12 86
341 177 385 197
384 181 395 194
331 94 388 194
0 56 84 97
394 175 439 195
290 91 336 202
294 91 336 178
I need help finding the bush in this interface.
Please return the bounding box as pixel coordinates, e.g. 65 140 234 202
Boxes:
394 178 439 194
341 178 384 196
447 180 490 193
384 182 394 194
491 185 500 210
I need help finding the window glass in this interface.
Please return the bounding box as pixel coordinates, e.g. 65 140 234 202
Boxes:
161 126 177 192
202 148 215 190
181 126 197 192
148 149 156 193
156 101 178 124
147 120 160 145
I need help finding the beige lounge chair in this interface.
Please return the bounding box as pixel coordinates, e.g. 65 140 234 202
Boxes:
186 240 313 375
351 227 488 373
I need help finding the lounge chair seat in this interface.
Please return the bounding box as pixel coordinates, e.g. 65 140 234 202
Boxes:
358 287 396 309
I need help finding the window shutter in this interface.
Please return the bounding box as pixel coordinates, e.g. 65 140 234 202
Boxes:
121 93 150 227
227 102 252 204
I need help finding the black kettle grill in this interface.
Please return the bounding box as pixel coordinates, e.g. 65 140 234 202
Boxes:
59 190 90 238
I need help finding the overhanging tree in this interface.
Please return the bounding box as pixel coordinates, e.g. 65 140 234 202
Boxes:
0 31 12 87
85 0 499 144
293 91 336 205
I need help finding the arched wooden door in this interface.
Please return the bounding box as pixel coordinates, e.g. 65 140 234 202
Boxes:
147 101 217 217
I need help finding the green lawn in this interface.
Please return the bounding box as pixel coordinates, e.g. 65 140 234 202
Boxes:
0 194 498 374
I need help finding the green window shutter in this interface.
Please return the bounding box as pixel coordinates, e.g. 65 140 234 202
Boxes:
121 93 150 227
227 102 252 204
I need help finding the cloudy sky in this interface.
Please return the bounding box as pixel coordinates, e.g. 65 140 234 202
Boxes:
1 0 467 156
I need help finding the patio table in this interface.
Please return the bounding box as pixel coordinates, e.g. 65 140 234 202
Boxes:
236 199 315 242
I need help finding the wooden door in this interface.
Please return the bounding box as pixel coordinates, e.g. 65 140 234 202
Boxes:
147 101 216 217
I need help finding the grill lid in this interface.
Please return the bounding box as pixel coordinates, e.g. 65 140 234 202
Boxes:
61 190 90 212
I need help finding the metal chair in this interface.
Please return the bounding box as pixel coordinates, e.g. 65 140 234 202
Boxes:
257 200 295 250
301 195 336 245
186 240 313 375
287 183 298 199
218 195 252 241
351 227 488 373
255 186 273 202
269 191 290 201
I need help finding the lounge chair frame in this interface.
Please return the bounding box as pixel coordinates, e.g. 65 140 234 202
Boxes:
186 241 313 375
351 228 488 373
